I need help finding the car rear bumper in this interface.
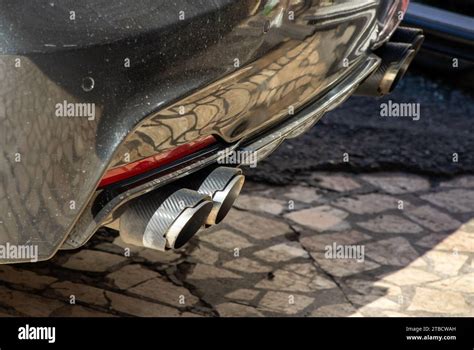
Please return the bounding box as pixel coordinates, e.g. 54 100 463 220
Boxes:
63 53 380 250
0 0 406 263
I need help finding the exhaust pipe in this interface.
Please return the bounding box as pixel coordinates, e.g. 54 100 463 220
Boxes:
119 187 213 251
356 26 424 96
191 167 245 226
117 166 244 250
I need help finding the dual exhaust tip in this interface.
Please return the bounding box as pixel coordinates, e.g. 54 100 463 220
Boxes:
119 167 244 251
356 26 424 96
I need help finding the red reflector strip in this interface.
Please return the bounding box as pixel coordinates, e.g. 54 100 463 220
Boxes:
402 0 410 13
98 136 216 188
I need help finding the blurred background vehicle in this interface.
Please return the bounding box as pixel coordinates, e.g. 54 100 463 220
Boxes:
402 0 474 87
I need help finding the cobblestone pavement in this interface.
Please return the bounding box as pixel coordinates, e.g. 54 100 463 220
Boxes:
0 172 473 317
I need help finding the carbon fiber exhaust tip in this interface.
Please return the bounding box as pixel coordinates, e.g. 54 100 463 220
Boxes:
356 26 424 96
119 187 213 251
378 42 417 94
356 42 416 96
193 167 245 226
390 26 424 52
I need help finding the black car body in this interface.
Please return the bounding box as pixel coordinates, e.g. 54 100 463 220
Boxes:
0 0 422 263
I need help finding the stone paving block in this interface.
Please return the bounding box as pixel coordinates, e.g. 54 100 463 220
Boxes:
361 173 430 194
216 303 263 317
333 194 401 214
421 189 474 213
189 244 220 265
311 252 380 277
284 262 332 279
407 287 470 315
440 176 474 188
106 291 180 317
357 215 423 234
313 174 361 192
223 257 272 273
258 291 314 315
234 195 286 215
427 273 474 294
284 185 323 204
0 286 65 317
107 264 159 290
52 305 114 317
225 209 291 239
0 310 14 317
0 266 57 289
310 303 361 317
397 254 426 269
423 251 469 276
138 248 182 264
379 267 440 286
128 277 199 308
225 289 260 301
61 249 127 272
50 281 109 307
346 279 402 297
285 205 350 232
253 242 309 263
187 264 242 280
365 237 422 267
382 311 411 317
200 229 253 251
405 205 462 232
415 223 474 252
181 312 203 317
255 263 336 292
350 295 401 311
463 219 474 233
300 231 371 252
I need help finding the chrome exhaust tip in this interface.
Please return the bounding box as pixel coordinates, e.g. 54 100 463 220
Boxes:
119 187 213 251
195 167 245 226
